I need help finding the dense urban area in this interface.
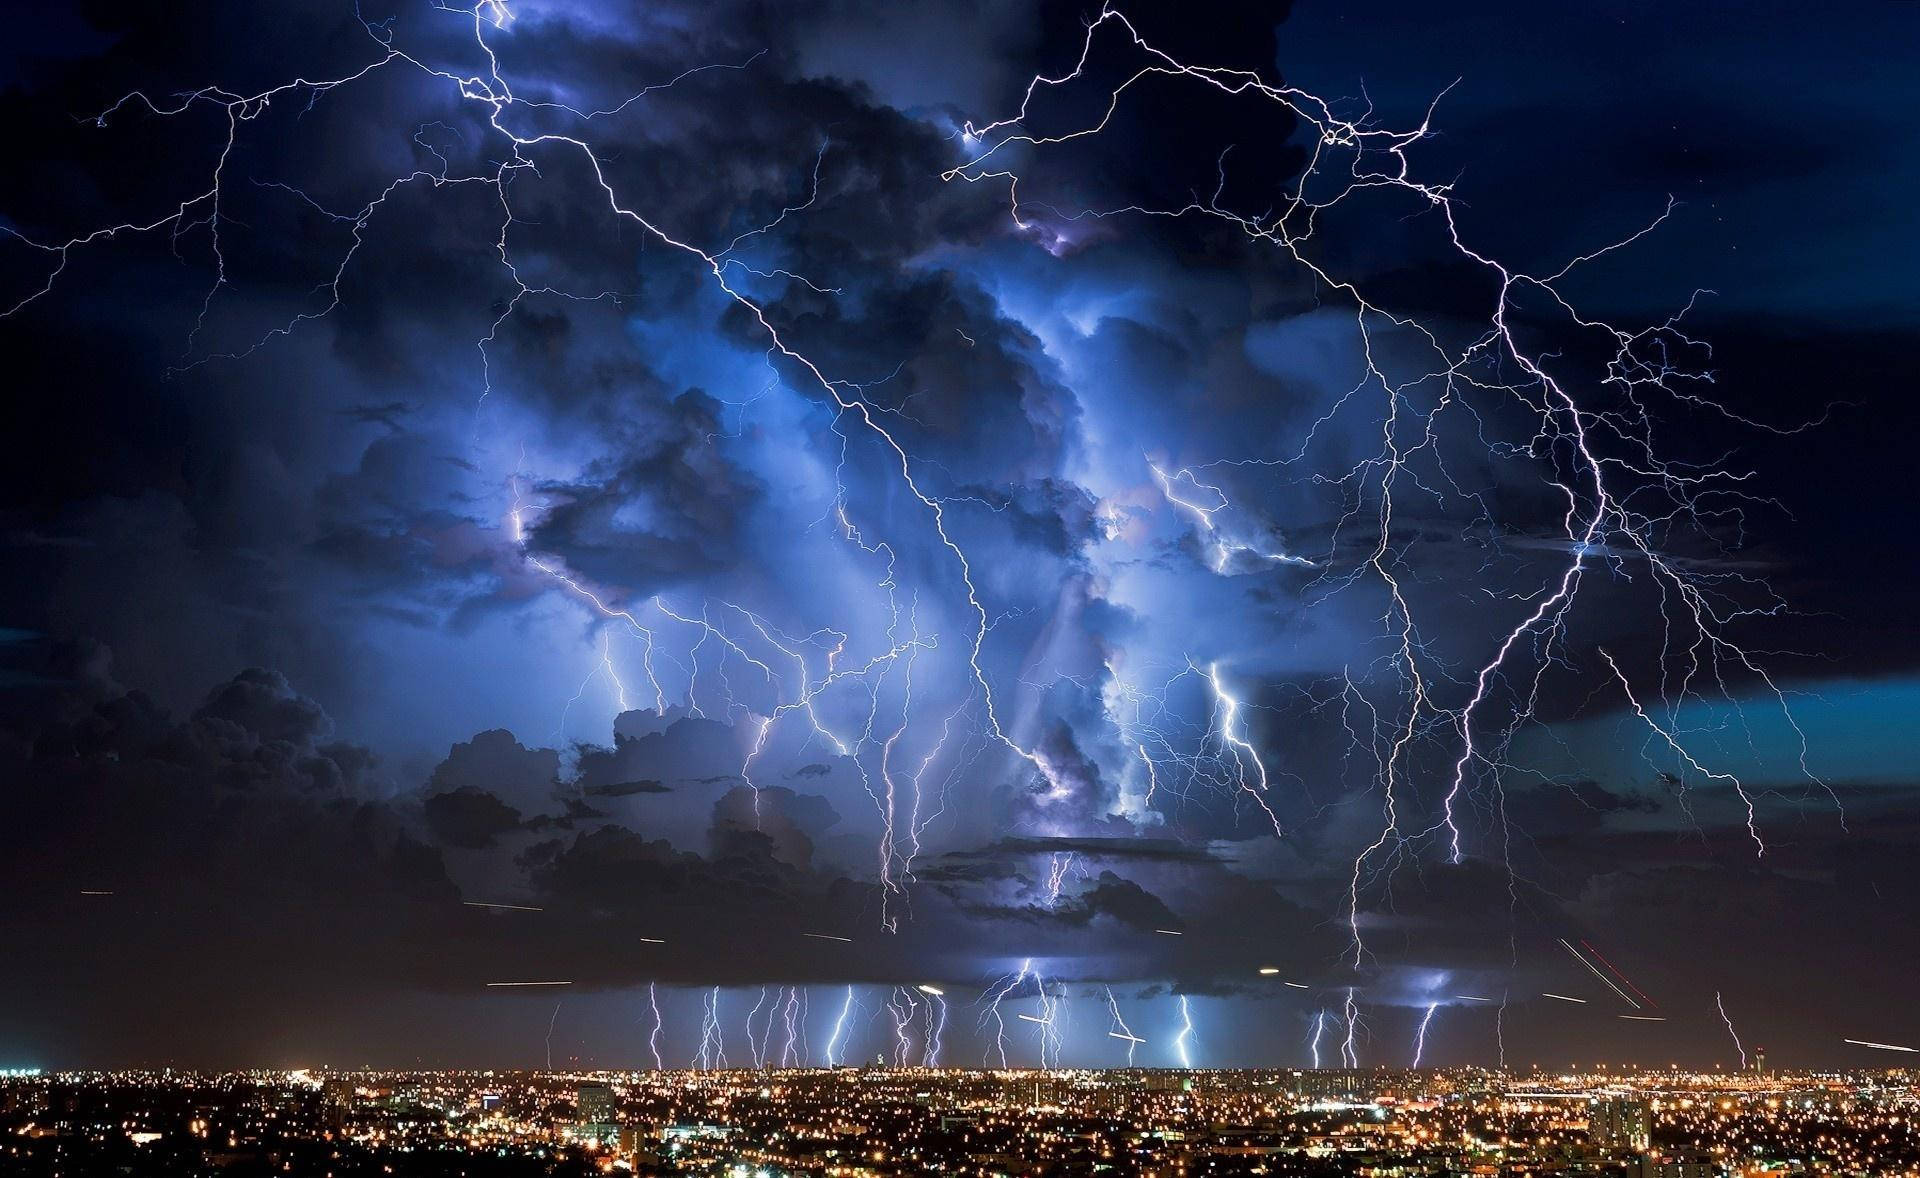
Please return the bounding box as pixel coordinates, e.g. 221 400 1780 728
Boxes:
5 1064 1918 1177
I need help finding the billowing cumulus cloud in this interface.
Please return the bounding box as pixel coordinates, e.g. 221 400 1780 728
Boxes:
0 0 1912 1070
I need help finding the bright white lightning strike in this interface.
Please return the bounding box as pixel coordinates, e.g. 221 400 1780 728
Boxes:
646 983 665 1070
0 0 1838 981
1411 1002 1439 1069
1172 994 1195 1068
824 986 856 1067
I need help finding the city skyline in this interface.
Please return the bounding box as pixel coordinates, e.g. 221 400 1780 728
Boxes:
3 0 1917 1077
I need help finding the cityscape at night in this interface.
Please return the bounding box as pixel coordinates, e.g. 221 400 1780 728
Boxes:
3 0 1917 1174
8 1064 1920 1176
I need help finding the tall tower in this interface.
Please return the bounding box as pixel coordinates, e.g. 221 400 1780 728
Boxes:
1753 1047 1767 1076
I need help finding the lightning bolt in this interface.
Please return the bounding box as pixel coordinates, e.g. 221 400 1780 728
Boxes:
1412 1002 1439 1069
1104 987 1142 1066
1 0 1837 976
646 983 664 1071
780 987 807 1068
1172 994 1195 1068
697 986 728 1071
544 998 564 1072
824 985 856 1067
1341 988 1362 1068
1715 990 1748 1069
921 989 948 1067
947 1 1835 979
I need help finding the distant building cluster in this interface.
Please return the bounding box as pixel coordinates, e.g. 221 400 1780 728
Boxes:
4 1063 1918 1175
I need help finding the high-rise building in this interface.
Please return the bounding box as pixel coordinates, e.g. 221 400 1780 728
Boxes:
1589 1097 1651 1153
1752 1047 1766 1075
575 1082 617 1146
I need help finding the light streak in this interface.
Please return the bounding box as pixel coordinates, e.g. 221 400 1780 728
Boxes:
1715 991 1748 1069
1412 1003 1439 1069
1016 1013 1049 1024
1579 939 1659 1010
1455 995 1494 1003
1619 1014 1666 1022
1845 1039 1920 1053
79 890 114 896
1541 992 1588 1004
1173 994 1195 1068
803 933 853 943
463 901 543 912
824 986 856 1067
916 984 945 996
1558 938 1641 1009
1257 967 1280 975
1153 929 1183 937
1283 982 1309 990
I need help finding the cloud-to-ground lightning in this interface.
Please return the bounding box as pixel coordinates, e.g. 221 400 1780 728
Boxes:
646 983 665 1070
825 986 856 1067
0 0 1844 1046
544 999 564 1071
946 0 1835 980
1340 989 1360 1068
1411 1003 1439 1068
921 989 947 1067
1716 991 1748 1069
1104 988 1143 1066
697 987 728 1070
1173 995 1196 1068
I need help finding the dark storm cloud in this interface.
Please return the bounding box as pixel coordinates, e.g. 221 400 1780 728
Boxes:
421 785 524 849
0 0 1914 1070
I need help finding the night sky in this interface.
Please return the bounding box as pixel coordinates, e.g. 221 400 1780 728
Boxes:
2 0 1916 1072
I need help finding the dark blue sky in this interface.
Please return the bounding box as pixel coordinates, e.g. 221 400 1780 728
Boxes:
0 0 1914 1071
